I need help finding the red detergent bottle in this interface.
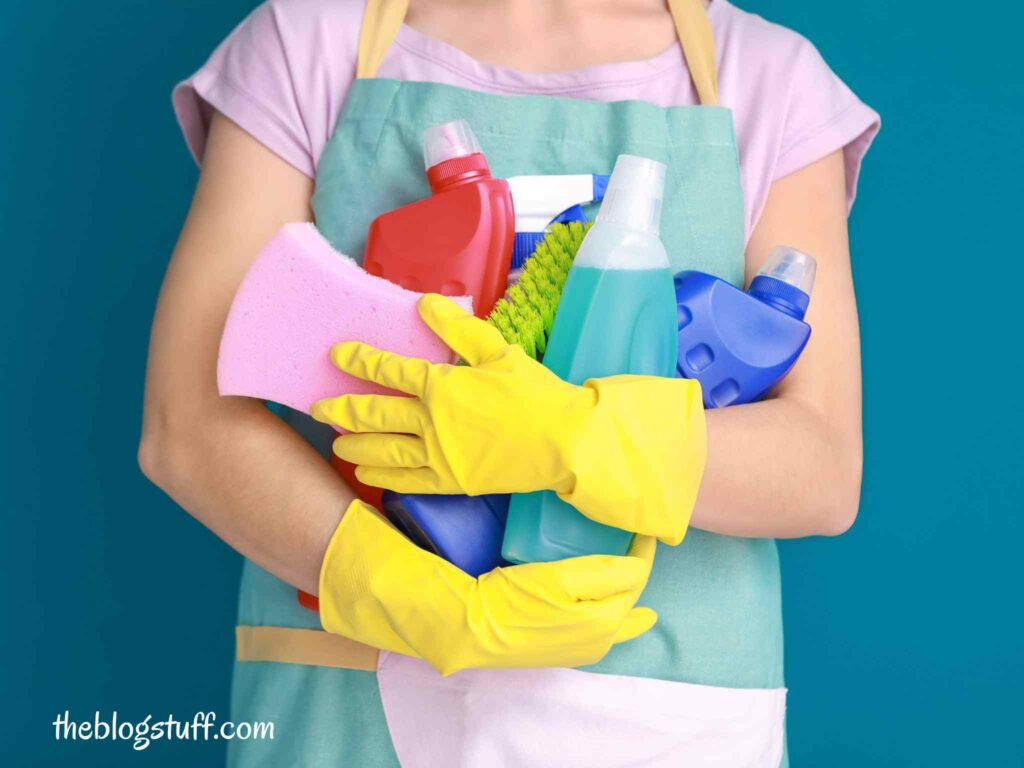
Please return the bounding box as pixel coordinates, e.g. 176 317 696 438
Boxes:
300 120 515 614
363 119 515 317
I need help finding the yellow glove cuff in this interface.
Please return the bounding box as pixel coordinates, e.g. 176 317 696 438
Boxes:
559 375 707 545
318 499 471 659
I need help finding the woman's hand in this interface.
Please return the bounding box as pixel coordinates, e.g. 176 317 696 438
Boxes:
312 294 707 545
315 293 593 496
319 500 658 676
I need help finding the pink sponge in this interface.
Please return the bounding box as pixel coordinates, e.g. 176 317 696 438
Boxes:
217 222 470 415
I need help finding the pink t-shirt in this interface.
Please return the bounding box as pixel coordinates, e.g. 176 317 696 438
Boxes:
174 0 879 240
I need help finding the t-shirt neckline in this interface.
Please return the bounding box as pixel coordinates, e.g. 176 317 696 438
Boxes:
392 0 725 95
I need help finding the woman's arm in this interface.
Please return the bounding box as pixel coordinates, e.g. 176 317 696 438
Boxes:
139 112 354 594
690 149 863 538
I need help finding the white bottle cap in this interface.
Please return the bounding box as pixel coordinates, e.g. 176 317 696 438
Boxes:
422 120 483 169
757 246 817 295
596 155 666 234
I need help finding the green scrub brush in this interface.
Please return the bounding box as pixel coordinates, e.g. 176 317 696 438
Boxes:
487 221 592 360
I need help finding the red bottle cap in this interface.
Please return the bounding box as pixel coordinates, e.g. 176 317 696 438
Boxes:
427 152 491 192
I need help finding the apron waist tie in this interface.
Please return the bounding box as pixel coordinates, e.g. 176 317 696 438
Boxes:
236 626 380 671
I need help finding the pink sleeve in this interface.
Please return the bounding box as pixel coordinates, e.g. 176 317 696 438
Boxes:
771 37 880 212
716 4 880 237
171 0 361 178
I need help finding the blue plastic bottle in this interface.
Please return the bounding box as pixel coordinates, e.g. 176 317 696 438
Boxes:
380 491 510 577
675 246 816 407
501 155 678 563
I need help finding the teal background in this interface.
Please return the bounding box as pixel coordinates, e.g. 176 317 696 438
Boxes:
0 1 1019 765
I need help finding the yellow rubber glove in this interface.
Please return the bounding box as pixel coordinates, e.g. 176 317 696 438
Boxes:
313 294 707 545
319 500 658 675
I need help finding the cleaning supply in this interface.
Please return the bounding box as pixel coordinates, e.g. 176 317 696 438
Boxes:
319 499 658 676
380 249 814 573
363 119 514 317
506 174 608 282
675 246 816 407
314 292 705 546
376 222 587 574
381 491 510 577
503 155 686 562
487 221 590 360
342 246 815 577
217 222 472 415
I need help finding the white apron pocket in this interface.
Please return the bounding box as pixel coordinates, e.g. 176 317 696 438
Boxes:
376 651 786 768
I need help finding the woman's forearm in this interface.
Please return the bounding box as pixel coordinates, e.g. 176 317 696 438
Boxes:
139 396 353 595
689 149 863 540
141 112 351 594
690 396 862 539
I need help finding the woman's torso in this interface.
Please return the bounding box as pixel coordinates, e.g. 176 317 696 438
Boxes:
174 1 875 764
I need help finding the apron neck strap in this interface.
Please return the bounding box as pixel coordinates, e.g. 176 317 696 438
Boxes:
356 0 719 106
356 0 410 82
668 0 719 106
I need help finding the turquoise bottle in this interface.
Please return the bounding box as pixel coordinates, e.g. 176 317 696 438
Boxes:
502 155 678 563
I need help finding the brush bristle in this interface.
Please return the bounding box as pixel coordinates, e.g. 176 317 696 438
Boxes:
487 221 591 360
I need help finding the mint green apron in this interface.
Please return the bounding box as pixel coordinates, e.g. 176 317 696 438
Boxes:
228 2 787 765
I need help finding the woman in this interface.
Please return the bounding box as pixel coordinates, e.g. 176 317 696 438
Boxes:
141 0 878 764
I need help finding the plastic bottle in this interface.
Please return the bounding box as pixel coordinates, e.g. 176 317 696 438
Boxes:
674 246 816 407
502 155 678 563
381 491 511 577
363 119 515 317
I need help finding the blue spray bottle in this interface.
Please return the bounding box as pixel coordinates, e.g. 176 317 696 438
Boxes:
675 246 816 407
501 155 678 563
